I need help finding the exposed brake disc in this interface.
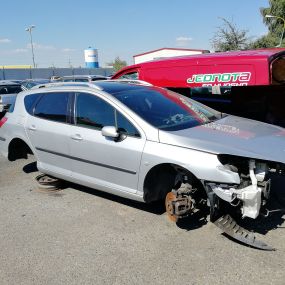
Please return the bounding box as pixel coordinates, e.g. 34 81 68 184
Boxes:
165 188 192 222
214 214 275 251
165 192 179 222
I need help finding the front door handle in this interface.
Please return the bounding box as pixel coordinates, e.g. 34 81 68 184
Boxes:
71 134 83 141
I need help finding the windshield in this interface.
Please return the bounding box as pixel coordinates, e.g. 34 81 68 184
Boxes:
113 86 222 131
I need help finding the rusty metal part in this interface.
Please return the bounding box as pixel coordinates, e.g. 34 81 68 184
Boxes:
214 214 275 251
165 192 178 222
165 191 192 222
35 174 62 192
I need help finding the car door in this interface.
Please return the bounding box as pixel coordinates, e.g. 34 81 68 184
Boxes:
69 92 146 194
25 91 73 177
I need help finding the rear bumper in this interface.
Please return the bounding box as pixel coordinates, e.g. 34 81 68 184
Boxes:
0 136 8 158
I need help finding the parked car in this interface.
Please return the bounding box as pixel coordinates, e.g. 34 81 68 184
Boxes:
0 80 22 118
21 79 51 91
59 75 108 82
1 80 285 249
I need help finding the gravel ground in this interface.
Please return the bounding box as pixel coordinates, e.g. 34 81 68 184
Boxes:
0 155 285 285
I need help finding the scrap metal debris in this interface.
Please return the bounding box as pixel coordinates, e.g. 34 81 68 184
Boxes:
35 173 63 192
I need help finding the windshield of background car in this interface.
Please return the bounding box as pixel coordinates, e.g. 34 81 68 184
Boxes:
113 86 221 131
0 85 22 94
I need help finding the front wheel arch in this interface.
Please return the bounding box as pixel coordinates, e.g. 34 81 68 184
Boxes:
142 163 202 203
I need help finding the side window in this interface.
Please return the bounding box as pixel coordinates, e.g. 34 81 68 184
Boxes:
75 93 140 137
118 72 138 80
24 93 42 114
34 92 70 123
117 112 140 137
76 93 115 129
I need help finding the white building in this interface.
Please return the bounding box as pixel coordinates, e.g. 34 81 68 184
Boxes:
133 47 210 64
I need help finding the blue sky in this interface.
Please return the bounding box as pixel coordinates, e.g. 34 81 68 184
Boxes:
0 0 270 67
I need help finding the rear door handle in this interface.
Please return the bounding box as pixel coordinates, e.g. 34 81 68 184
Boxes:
71 134 83 141
28 125 36 131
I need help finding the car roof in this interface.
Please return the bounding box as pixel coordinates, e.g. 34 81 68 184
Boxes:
22 78 50 82
30 80 154 94
93 80 152 94
62 75 106 79
0 80 21 86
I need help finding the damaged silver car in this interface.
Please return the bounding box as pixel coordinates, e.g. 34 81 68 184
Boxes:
0 80 284 249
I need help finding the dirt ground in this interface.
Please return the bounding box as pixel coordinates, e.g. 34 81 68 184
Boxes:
0 155 285 285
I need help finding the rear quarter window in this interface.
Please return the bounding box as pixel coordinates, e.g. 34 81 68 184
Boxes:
24 93 43 115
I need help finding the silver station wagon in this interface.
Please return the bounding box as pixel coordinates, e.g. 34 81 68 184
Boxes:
1 80 285 249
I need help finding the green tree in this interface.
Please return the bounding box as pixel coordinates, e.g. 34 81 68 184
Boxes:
247 34 277 49
250 0 285 48
211 17 250 51
107 57 127 72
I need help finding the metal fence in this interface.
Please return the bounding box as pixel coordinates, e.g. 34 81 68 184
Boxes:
0 67 114 80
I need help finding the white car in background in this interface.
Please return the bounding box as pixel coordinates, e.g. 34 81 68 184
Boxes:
0 80 22 117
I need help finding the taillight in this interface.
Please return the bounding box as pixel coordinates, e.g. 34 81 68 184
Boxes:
0 117 8 128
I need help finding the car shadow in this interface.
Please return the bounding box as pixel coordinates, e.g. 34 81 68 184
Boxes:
176 208 209 231
22 161 38 173
67 182 166 215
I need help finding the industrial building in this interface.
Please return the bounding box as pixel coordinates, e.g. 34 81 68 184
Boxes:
133 47 210 64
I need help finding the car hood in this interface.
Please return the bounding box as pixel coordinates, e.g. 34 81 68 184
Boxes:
159 115 285 164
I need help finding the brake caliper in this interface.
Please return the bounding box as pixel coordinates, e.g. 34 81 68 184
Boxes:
165 183 193 222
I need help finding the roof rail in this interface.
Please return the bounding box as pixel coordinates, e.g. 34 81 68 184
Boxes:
30 79 153 91
31 82 103 90
108 79 153 86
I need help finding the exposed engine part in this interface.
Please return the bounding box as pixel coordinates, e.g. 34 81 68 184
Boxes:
214 214 275 251
237 185 262 219
255 162 268 182
208 160 271 219
165 181 194 222
208 183 263 219
207 183 235 203
259 179 271 199
234 160 262 219
262 208 285 217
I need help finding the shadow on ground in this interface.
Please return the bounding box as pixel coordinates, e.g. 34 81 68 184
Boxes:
68 182 166 215
22 161 38 173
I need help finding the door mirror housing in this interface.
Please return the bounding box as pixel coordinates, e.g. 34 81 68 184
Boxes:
101 126 119 138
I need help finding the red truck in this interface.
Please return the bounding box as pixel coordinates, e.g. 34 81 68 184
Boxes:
112 49 285 126
112 48 285 87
